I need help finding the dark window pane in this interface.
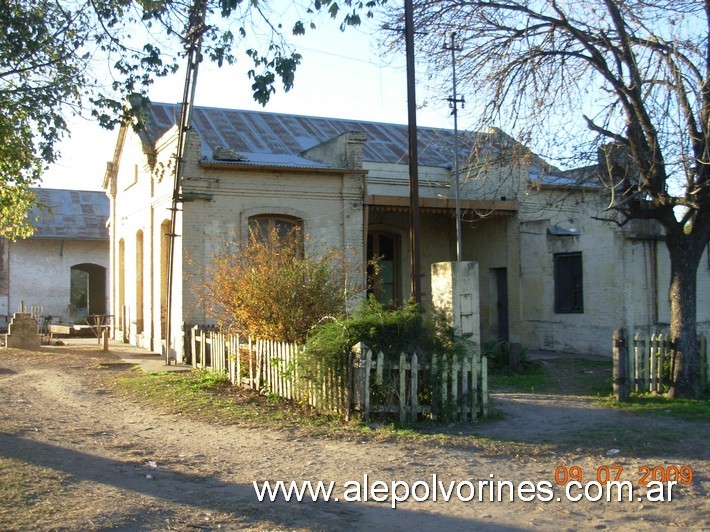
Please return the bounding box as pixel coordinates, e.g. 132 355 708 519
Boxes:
367 231 400 306
554 252 583 313
248 215 302 251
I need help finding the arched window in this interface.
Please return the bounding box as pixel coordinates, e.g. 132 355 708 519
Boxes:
136 230 144 333
160 219 171 338
118 239 125 328
248 215 302 242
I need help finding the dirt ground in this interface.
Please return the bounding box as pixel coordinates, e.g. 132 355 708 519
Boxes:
0 343 708 531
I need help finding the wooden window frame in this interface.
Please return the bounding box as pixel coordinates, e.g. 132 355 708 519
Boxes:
554 252 584 314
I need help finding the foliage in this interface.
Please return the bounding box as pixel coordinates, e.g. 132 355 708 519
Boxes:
201 225 359 343
302 296 427 370
189 368 230 391
301 297 478 421
483 340 538 375
382 0 710 398
0 0 84 239
1 0 387 237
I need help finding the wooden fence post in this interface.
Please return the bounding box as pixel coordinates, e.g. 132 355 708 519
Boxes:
470 355 478 421
399 352 407 423
350 342 369 420
613 328 629 401
702 334 709 386
481 356 488 417
410 353 419 423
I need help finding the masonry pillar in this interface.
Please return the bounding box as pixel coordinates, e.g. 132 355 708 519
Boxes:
4 313 41 350
431 261 481 353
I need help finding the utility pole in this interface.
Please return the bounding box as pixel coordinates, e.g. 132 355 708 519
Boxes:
165 0 206 364
404 0 422 303
445 32 464 262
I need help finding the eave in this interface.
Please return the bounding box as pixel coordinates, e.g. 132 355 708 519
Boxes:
365 195 518 215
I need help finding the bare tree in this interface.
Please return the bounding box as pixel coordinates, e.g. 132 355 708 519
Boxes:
381 0 710 397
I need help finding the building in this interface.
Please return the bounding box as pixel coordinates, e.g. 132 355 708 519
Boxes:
103 102 710 358
0 188 109 331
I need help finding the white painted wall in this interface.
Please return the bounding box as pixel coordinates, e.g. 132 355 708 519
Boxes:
5 238 108 324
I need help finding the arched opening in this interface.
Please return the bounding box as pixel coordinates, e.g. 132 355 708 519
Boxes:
118 239 125 329
160 220 170 339
70 263 107 318
136 230 144 334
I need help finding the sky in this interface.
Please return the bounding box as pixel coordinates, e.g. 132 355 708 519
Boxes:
41 18 464 192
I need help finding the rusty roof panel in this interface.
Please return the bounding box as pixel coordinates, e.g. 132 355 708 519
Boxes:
29 189 109 240
144 102 481 169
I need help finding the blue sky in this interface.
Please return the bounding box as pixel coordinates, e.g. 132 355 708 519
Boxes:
42 20 463 191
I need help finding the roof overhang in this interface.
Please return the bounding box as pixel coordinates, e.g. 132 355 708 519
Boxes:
365 195 518 215
199 160 367 175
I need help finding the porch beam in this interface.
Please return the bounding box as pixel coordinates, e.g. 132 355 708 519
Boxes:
364 195 518 213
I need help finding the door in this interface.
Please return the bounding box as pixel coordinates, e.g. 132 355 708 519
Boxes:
494 268 509 341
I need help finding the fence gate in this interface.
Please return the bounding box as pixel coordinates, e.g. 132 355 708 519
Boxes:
613 328 709 399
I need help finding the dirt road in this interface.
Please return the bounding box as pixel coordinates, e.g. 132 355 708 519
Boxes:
0 345 708 530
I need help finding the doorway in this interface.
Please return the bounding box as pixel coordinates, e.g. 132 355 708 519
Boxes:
70 263 107 317
493 267 509 341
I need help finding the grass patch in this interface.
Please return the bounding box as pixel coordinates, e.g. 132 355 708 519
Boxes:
112 369 436 441
112 369 317 427
538 358 613 397
109 368 524 452
601 393 710 421
490 364 549 393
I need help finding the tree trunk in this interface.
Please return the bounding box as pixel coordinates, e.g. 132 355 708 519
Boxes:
666 234 704 398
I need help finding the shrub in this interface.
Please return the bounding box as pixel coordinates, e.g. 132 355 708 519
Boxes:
483 339 538 374
301 297 474 387
302 297 426 370
201 225 360 343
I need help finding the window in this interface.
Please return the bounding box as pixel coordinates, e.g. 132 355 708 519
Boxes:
367 231 400 306
554 252 583 313
249 215 302 240
248 215 303 252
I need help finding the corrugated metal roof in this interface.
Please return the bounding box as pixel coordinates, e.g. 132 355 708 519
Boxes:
203 151 332 169
144 102 482 169
29 189 109 240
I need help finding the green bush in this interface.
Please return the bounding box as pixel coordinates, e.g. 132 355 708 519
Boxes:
483 339 539 375
300 297 476 418
302 296 426 371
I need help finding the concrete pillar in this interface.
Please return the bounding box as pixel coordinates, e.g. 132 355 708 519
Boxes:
431 261 481 352
4 313 41 350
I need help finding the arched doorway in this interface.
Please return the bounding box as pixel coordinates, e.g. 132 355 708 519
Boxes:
70 263 107 317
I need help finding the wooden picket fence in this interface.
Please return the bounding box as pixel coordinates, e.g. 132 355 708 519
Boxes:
351 342 489 422
613 328 709 397
187 325 489 422
188 326 345 412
